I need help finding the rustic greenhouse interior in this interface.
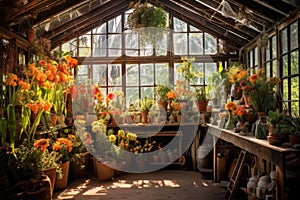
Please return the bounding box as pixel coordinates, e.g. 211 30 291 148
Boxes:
1 0 300 199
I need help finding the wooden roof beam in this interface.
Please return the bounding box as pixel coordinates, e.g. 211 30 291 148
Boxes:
33 0 100 25
160 0 248 48
50 3 129 47
166 0 258 41
44 0 127 40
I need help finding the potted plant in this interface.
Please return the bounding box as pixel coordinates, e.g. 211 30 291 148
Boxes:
154 84 171 111
266 110 285 135
288 113 300 144
266 112 294 145
139 96 155 123
193 86 209 112
50 137 73 190
68 131 90 179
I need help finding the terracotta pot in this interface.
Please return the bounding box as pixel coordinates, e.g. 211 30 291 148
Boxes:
288 134 300 145
55 161 70 190
157 100 168 111
95 159 115 181
42 167 56 194
267 135 285 145
70 152 90 179
176 114 182 123
50 114 58 126
195 101 208 112
141 110 149 123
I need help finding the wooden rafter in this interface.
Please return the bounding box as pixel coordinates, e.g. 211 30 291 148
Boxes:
159 0 248 48
166 0 258 40
50 1 130 47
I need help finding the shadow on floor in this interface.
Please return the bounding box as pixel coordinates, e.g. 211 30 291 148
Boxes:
54 170 226 200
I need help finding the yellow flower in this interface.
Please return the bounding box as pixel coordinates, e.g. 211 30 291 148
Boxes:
108 135 116 143
118 130 125 138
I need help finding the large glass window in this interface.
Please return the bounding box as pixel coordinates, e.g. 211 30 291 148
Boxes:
280 20 300 115
60 10 222 107
264 35 277 78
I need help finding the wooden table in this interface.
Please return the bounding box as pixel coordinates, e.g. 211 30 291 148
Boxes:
206 124 300 200
107 122 201 169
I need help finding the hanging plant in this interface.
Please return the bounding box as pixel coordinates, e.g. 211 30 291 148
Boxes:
127 1 167 29
127 1 168 48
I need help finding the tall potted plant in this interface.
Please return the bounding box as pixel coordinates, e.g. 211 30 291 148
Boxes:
139 96 154 123
154 84 171 111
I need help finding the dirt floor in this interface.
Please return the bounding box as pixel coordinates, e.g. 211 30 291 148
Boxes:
54 169 227 200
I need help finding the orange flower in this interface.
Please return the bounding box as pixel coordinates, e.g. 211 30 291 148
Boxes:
33 139 49 151
57 138 73 152
225 101 238 111
18 80 30 90
5 73 19 86
166 91 176 99
52 142 61 151
249 74 258 83
39 60 47 67
237 70 247 81
42 101 52 111
26 101 42 114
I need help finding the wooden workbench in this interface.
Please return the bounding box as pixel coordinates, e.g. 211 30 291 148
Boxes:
206 124 300 200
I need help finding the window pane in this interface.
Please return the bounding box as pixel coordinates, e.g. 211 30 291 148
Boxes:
173 17 187 32
174 63 183 82
173 33 187 55
140 64 154 86
291 51 299 75
272 60 277 77
92 35 106 57
291 102 299 116
93 65 107 86
249 51 253 67
126 87 139 107
92 23 106 34
193 63 204 85
126 64 139 86
141 87 154 99
108 15 121 33
281 28 288 54
282 55 288 77
291 77 299 101
79 35 91 47
283 79 289 101
79 47 91 57
254 47 258 66
205 63 217 83
266 62 271 78
156 33 168 56
77 65 89 75
155 63 169 85
290 21 298 50
189 33 203 55
190 25 200 32
125 33 138 56
271 36 276 58
108 34 122 56
204 33 217 54
266 40 270 61
108 64 122 85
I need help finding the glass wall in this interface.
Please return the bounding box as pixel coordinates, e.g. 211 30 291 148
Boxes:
61 10 220 106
